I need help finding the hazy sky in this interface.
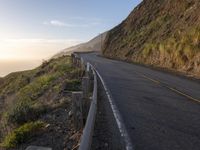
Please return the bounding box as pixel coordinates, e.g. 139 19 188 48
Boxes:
0 0 141 76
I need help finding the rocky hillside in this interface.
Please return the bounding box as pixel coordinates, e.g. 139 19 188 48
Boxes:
0 56 83 149
103 0 200 77
54 32 107 58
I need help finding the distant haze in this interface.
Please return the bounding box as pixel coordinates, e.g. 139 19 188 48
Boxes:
0 39 81 77
0 59 41 77
53 32 107 58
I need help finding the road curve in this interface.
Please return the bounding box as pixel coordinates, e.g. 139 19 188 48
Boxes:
80 52 200 150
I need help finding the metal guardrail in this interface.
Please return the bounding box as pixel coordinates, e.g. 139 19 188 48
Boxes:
78 61 98 150
73 53 134 150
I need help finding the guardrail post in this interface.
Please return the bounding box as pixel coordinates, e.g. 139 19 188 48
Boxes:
82 77 90 123
82 77 90 98
86 63 94 90
72 92 83 130
85 63 90 77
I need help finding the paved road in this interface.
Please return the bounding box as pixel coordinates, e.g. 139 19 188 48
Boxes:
80 52 200 150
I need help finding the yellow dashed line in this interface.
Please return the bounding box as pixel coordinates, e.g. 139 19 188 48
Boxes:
141 74 200 104
168 87 200 103
142 75 161 84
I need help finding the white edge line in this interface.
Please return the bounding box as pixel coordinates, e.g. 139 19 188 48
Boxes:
92 65 134 150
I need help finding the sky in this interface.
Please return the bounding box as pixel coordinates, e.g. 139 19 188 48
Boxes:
0 0 141 76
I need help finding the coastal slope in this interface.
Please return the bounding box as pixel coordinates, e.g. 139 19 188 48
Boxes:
103 0 200 77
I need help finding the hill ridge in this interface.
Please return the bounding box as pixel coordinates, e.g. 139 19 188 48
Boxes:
53 32 107 58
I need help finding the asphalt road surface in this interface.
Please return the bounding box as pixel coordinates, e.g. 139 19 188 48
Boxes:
80 52 200 150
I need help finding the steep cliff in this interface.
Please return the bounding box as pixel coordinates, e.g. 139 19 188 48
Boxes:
103 0 200 77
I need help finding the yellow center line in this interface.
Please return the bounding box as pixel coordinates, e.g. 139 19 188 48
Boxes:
168 87 200 103
140 74 200 104
141 75 161 84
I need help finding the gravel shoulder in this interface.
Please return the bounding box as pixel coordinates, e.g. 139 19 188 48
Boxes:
91 78 125 150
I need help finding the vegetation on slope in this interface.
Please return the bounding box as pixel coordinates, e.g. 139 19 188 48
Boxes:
0 56 83 149
0 121 45 148
103 0 200 77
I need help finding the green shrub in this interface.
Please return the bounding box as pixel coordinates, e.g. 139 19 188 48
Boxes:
69 68 83 79
54 62 73 73
64 79 81 91
6 99 48 125
53 84 61 93
5 74 56 125
19 74 56 100
0 121 45 148
50 57 73 74
6 100 34 124
0 73 30 95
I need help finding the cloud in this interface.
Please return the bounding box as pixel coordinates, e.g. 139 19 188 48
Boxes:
49 20 67 27
43 20 71 27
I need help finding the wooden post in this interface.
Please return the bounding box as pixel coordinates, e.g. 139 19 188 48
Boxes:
73 56 76 67
88 67 94 92
82 77 90 98
75 58 78 67
71 53 76 67
72 92 83 130
81 58 85 70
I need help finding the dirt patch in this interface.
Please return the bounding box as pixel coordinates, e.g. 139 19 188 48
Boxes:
17 97 81 150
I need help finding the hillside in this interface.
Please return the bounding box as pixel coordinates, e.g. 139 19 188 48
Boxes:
103 0 200 78
0 78 2 85
53 32 107 58
0 56 83 149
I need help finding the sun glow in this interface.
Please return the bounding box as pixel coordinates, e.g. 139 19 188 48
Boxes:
0 38 81 60
0 52 16 60
0 45 20 60
0 38 81 76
